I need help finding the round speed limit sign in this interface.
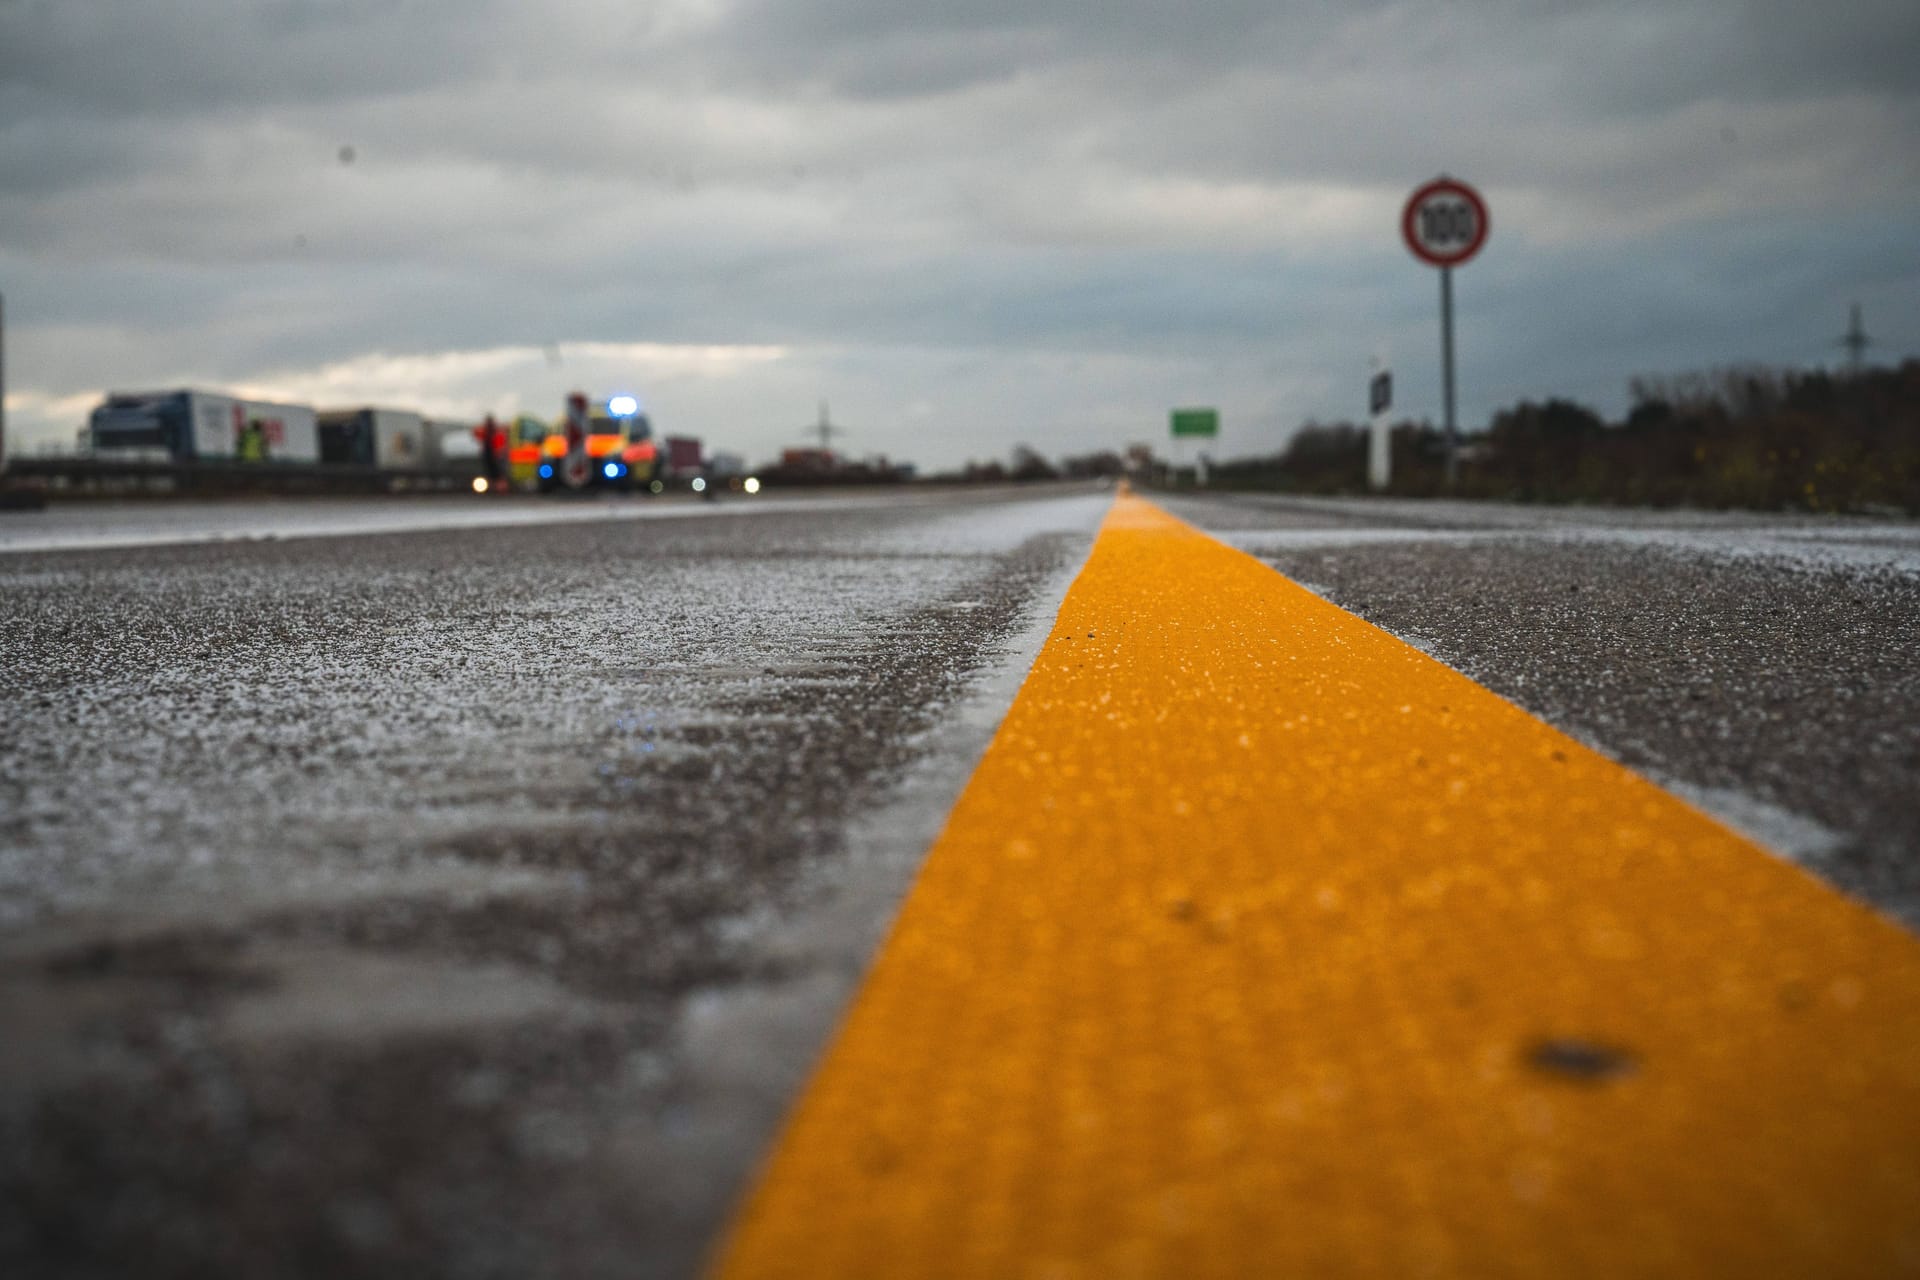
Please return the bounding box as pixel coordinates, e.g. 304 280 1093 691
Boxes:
1402 177 1489 268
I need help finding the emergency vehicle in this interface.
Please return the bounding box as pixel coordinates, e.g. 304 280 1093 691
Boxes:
536 393 660 492
505 415 551 490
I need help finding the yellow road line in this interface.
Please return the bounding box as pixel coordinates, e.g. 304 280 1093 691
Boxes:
712 494 1920 1278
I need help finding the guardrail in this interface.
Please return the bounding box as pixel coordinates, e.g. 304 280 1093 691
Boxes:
5 456 485 497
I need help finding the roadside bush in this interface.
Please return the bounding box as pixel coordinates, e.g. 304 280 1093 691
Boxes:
1204 361 1920 513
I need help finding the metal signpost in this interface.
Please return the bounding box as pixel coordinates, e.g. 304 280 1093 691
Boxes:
1367 366 1392 491
1170 407 1218 487
0 290 7 478
1401 176 1488 486
562 391 591 489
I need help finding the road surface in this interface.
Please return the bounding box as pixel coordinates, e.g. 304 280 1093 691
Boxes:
1163 491 1920 927
2 486 1916 1277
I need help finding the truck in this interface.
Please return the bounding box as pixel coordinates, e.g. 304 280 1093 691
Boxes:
87 389 319 463
316 407 428 470
422 419 483 468
662 436 704 480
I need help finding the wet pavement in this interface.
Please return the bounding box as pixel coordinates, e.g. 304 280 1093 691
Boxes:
4 483 1916 1278
0 489 968 557
0 486 1108 1279
1162 491 1920 929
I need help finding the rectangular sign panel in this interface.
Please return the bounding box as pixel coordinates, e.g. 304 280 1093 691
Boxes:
1170 408 1219 438
1370 371 1393 416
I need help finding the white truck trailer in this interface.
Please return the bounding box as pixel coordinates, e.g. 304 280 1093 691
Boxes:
87 389 319 463
317 407 428 469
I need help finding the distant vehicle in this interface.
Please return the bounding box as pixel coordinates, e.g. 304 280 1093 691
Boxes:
68 387 735 496
423 419 482 467
504 415 550 489
88 389 319 463
662 435 704 479
537 393 659 492
781 446 838 472
317 407 427 469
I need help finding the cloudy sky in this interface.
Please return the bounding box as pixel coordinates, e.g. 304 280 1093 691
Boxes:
2 0 1915 468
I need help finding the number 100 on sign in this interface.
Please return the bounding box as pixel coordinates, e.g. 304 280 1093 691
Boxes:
1402 178 1489 268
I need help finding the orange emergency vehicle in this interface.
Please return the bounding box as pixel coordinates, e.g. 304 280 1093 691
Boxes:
536 393 660 492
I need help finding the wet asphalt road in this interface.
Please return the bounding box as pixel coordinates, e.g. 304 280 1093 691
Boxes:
3 484 1918 1278
0 487 1109 1279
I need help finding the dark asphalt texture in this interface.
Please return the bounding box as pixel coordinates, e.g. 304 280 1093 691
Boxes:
0 488 1108 1280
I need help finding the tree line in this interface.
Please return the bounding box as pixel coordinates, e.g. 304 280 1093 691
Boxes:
1209 361 1920 514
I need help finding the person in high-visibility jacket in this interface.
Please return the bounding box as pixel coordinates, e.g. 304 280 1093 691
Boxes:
236 419 267 462
474 414 506 489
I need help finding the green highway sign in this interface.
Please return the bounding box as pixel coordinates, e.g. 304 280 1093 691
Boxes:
1170 408 1218 438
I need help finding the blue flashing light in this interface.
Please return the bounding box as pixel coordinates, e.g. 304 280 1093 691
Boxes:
607 395 640 417
603 461 621 479
538 463 554 479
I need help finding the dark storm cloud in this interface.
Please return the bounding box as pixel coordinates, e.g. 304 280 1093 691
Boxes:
6 0 1913 207
712 0 1920 110
707 0 1339 96
0 1 630 115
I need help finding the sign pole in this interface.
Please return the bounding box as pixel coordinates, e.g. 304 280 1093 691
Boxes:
0 290 8 477
1440 265 1456 487
1401 175 1487 494
1169 407 1219 486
